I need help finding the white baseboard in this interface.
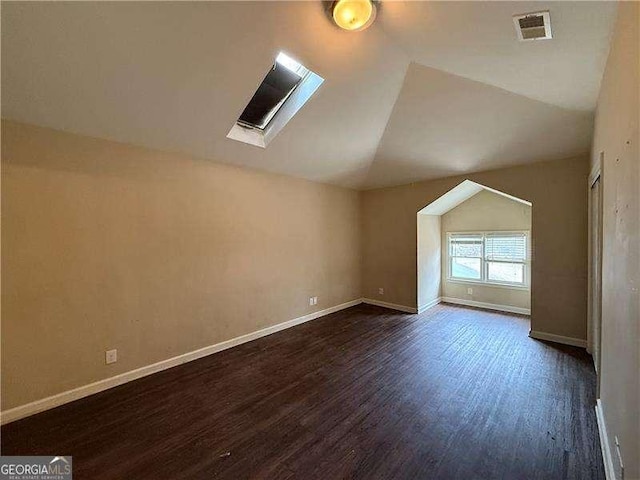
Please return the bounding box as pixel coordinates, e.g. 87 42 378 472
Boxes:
441 297 531 315
528 330 587 348
596 399 616 480
0 299 362 425
418 297 442 314
362 298 417 314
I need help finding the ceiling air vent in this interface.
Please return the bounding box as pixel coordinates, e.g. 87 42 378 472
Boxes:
513 11 552 41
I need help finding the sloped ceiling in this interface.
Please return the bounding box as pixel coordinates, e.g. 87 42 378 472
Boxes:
364 63 594 188
1 1 617 189
380 1 615 111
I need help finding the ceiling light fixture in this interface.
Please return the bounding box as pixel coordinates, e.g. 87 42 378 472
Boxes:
332 0 377 32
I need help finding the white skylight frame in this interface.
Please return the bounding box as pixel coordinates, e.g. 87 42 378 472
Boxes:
227 52 324 148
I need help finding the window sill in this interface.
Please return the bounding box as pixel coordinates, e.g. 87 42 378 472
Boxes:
446 278 530 291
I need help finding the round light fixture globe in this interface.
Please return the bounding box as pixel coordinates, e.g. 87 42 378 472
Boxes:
332 0 377 32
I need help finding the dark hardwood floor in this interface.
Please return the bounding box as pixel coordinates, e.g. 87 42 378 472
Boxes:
2 304 603 479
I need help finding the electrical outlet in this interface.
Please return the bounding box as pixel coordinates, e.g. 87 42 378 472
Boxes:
105 349 117 365
309 297 314 306
313 296 318 305
467 287 473 295
378 288 384 295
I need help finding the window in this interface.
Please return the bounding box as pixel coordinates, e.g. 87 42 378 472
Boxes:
449 234 483 281
227 52 324 148
447 232 529 288
238 53 309 130
485 233 527 284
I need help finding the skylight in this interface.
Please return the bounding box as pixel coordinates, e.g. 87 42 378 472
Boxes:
275 52 309 77
227 52 323 148
238 53 309 130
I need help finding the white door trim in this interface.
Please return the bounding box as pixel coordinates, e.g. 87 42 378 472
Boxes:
587 152 603 360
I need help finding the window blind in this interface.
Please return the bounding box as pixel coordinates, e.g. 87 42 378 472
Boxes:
449 234 483 258
484 233 527 262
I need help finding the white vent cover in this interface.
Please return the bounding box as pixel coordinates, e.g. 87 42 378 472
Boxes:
513 11 552 41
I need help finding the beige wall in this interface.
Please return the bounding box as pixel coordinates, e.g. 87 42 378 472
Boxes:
417 214 441 308
590 2 639 478
0 122 601 424
362 155 589 339
1 121 362 410
440 190 531 310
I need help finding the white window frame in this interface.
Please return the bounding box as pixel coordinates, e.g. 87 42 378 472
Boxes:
446 231 530 290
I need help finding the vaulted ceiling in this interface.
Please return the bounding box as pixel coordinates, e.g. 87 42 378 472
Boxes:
1 1 617 189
